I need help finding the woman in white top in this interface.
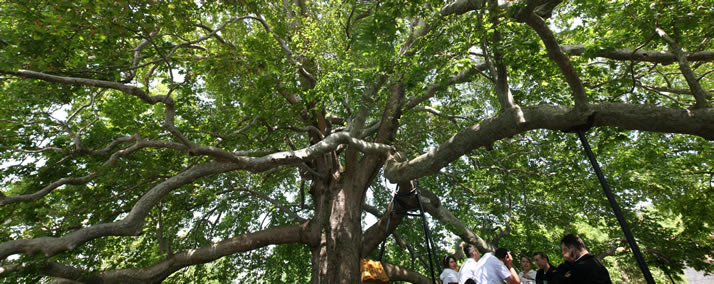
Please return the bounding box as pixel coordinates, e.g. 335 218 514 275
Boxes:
440 255 459 284
518 255 537 284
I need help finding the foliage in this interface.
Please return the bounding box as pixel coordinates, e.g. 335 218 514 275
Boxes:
1 0 712 283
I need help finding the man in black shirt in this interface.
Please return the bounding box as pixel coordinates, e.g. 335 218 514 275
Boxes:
533 252 556 284
559 234 612 284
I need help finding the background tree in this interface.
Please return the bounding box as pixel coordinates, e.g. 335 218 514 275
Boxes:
1 0 712 283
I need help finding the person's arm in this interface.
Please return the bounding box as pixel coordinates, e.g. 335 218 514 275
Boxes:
502 254 521 284
505 267 521 284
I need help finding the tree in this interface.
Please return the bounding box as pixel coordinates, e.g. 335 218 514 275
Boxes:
1 0 712 283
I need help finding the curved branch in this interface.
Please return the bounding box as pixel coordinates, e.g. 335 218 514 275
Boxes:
33 225 306 283
656 27 712 108
0 174 94 206
404 63 488 111
418 189 496 253
2 70 165 104
196 132 395 172
0 137 187 206
440 0 486 17
250 15 316 87
0 161 241 260
521 13 587 109
488 0 516 112
229 186 307 223
363 203 428 269
561 45 714 65
382 262 432 284
385 103 714 182
361 181 414 257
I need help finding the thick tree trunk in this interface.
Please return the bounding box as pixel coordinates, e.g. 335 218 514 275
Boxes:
310 179 365 283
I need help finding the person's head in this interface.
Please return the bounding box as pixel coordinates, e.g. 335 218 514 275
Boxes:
464 279 476 284
463 244 481 260
561 234 587 262
520 255 532 271
443 255 458 270
494 248 513 266
495 248 509 259
533 252 551 269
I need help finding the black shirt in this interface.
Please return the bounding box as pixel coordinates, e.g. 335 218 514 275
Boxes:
535 264 557 284
559 254 612 284
548 263 572 284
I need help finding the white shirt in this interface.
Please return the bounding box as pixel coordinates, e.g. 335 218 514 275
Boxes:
461 252 511 284
458 257 479 284
441 268 459 284
518 269 537 284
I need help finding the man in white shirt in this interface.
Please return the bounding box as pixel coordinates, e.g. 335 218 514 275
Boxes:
458 244 482 283
459 246 521 284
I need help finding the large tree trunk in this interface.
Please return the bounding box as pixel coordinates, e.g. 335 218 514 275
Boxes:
310 177 366 283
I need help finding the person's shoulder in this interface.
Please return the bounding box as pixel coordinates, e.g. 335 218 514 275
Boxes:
576 254 605 268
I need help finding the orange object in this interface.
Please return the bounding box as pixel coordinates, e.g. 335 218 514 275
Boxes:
360 259 389 283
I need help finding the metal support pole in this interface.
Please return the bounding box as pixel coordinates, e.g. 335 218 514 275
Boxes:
576 129 655 284
415 189 438 284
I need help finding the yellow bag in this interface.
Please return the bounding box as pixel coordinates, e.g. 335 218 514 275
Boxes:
360 259 389 283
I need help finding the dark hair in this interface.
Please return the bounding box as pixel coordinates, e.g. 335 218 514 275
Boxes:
561 234 587 250
465 279 476 284
533 252 550 262
520 255 532 262
494 248 509 259
463 244 478 258
443 255 456 269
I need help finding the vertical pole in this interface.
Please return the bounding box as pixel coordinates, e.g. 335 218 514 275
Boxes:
576 129 655 284
415 189 437 284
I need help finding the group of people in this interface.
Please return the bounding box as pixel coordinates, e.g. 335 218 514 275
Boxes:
440 234 612 284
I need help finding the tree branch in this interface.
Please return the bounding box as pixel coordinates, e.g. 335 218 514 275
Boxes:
418 189 496 252
655 27 712 108
2 70 166 104
440 0 486 17
404 63 488 111
561 45 714 65
229 185 307 223
36 225 307 283
360 181 414 257
363 203 428 270
638 83 714 95
382 262 432 284
488 0 516 112
521 13 588 109
0 161 242 260
385 103 714 182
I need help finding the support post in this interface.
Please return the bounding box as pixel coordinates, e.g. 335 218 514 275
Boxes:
575 129 655 284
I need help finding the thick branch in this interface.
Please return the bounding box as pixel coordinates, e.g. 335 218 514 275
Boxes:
656 27 712 108
231 186 307 223
0 174 94 206
440 0 486 17
521 13 587 109
418 189 496 252
638 83 714 95
385 103 714 182
0 161 242 260
363 203 428 270
3 70 165 104
251 15 316 87
404 63 488 111
561 45 714 65
38 225 306 283
488 0 516 111
1 136 185 206
382 262 432 284
360 181 414 257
